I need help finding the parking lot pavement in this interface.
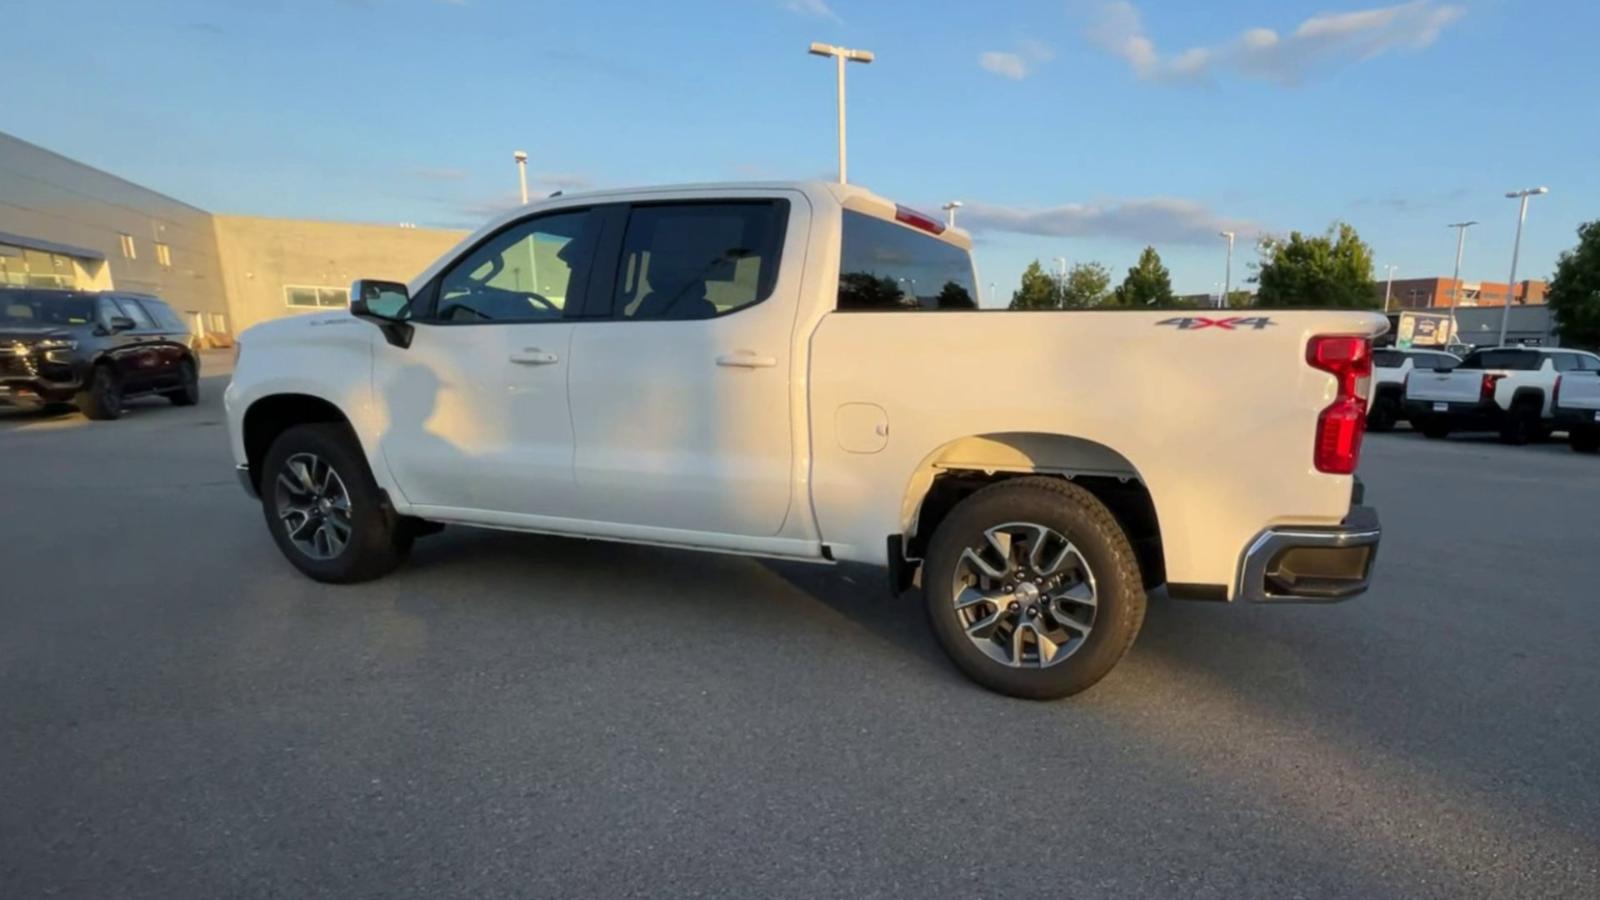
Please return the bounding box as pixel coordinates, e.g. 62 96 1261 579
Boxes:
2 378 1597 900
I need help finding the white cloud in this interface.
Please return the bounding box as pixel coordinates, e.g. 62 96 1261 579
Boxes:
979 52 1029 80
782 0 841 23
961 197 1258 245
1087 0 1465 85
978 39 1054 80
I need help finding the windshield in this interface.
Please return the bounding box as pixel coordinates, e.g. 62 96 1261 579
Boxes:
0 291 97 327
1457 350 1542 371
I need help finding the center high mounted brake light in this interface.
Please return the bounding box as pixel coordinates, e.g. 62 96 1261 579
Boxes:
894 205 946 236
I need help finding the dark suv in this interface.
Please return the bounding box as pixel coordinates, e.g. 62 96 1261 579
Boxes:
0 288 201 419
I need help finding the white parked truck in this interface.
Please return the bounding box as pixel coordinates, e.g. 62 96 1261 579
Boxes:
1404 346 1600 444
1367 347 1460 431
1554 368 1600 453
225 181 1386 699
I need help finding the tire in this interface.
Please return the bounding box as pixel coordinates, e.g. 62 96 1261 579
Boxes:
75 364 123 421
163 358 200 406
1499 400 1540 445
1366 393 1400 432
261 423 411 583
1572 428 1600 454
1420 417 1451 440
923 477 1147 700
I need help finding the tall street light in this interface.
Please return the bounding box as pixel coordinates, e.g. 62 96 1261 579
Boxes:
1445 220 1477 346
513 150 529 204
1218 231 1235 309
1499 187 1548 346
808 42 874 184
1382 264 1398 312
942 201 962 228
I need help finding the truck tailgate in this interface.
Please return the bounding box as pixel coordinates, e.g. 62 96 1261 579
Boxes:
1406 369 1482 404
1558 373 1600 411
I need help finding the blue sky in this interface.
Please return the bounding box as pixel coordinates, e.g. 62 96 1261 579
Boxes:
4 0 1596 301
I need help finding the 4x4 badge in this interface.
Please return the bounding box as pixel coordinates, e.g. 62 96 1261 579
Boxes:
1156 316 1275 331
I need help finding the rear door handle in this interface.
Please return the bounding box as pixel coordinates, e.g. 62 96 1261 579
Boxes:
716 352 777 369
509 348 559 365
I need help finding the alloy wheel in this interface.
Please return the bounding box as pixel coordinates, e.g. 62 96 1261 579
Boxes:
951 521 1098 668
274 452 353 560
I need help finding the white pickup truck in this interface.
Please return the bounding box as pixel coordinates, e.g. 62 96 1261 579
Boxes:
1554 368 1600 453
225 181 1385 699
1367 347 1460 431
1404 346 1600 444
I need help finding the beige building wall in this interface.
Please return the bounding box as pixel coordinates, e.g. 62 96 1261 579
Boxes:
0 132 229 334
211 216 465 332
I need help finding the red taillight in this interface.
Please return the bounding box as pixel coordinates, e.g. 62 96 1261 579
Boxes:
1553 375 1563 407
894 204 947 235
1480 373 1504 403
1307 335 1373 475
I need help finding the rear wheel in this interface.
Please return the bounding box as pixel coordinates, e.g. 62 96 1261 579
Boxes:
1419 417 1451 440
261 423 411 583
164 359 200 406
75 364 123 420
1572 428 1600 454
1499 399 1541 445
923 477 1146 700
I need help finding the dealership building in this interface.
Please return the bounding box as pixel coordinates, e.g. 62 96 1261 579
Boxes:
0 131 464 344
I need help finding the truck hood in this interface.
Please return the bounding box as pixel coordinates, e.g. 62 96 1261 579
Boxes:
0 325 77 343
239 311 363 346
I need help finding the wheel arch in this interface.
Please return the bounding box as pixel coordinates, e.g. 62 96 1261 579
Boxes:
242 393 357 494
898 433 1166 590
1510 386 1546 412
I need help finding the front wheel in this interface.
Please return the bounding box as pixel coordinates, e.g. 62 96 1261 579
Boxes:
75 364 123 420
261 423 411 583
164 359 200 406
923 477 1147 700
1366 393 1400 432
1499 401 1540 445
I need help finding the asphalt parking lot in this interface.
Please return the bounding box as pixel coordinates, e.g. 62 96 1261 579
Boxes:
2 360 1597 899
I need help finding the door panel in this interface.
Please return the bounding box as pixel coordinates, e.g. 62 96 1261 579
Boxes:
566 196 806 537
374 206 602 517
375 322 578 515
99 298 156 389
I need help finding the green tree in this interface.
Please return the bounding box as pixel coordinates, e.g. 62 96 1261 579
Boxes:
1225 289 1254 309
1009 259 1064 310
1253 223 1377 308
1548 220 1600 350
934 280 977 309
1060 262 1113 308
1111 246 1174 307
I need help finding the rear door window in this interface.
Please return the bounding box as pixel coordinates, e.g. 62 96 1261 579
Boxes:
1456 350 1542 371
837 211 978 311
610 201 788 321
1373 350 1406 368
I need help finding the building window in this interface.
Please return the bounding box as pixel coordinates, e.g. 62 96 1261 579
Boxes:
284 285 350 309
209 313 229 335
155 243 172 267
118 233 137 259
0 244 80 288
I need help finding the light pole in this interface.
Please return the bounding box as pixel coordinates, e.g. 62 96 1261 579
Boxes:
942 201 962 228
1445 220 1477 347
1052 256 1068 300
513 150 529 204
1499 187 1548 346
1382 264 1398 312
1218 231 1235 309
808 42 874 184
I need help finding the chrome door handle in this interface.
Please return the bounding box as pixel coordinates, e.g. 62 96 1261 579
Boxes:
509 349 559 365
716 352 777 369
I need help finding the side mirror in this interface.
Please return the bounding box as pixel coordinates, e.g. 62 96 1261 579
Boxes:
109 315 137 332
350 279 414 349
351 279 411 320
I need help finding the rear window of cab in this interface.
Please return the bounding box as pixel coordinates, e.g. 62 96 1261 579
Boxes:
1457 350 1542 371
836 211 978 311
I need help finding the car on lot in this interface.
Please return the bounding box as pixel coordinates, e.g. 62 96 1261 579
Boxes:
1553 369 1600 453
1367 347 1460 431
0 288 200 419
226 181 1386 700
1403 346 1600 444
